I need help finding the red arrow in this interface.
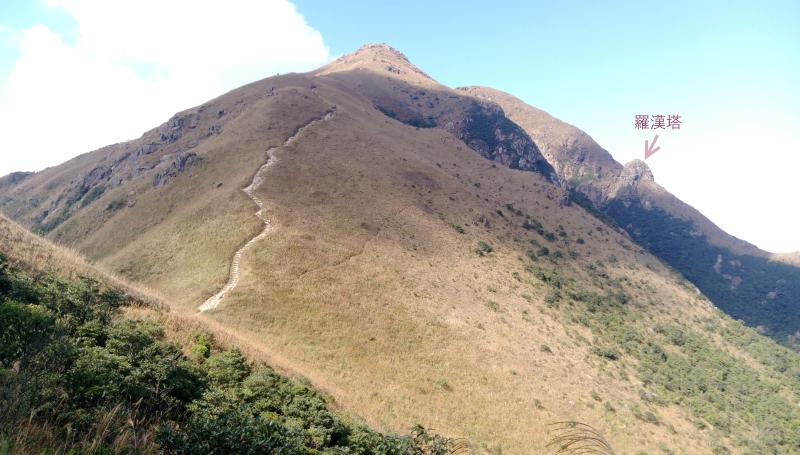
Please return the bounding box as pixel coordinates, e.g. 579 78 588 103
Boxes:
645 134 661 159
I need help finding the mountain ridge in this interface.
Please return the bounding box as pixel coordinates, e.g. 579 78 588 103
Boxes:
1 43 800 454
457 85 786 258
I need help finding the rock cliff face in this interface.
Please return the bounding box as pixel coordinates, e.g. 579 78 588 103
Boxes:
611 159 655 198
454 86 623 204
618 159 654 182
442 101 556 180
152 152 197 187
316 44 559 184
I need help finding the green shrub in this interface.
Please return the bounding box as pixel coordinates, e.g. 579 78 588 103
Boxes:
0 259 464 453
156 405 302 455
576 238 584 244
204 347 250 388
475 241 493 255
522 220 542 231
105 199 125 211
188 330 213 363
591 346 620 360
80 185 106 207
544 290 560 306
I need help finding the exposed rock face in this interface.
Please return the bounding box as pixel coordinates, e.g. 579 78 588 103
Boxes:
82 165 112 189
133 144 157 156
35 110 203 227
558 193 571 207
161 115 186 145
455 86 623 204
722 274 743 290
612 159 655 198
443 101 557 181
152 152 197 187
618 159 654 183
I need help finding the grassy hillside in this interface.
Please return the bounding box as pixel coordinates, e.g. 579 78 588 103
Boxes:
1 44 799 454
461 85 800 350
0 216 466 455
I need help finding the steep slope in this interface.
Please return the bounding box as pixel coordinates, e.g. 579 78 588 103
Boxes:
2 214 462 455
1 44 800 454
457 86 768 257
459 86 800 349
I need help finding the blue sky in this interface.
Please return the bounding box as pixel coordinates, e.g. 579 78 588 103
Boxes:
1 0 799 252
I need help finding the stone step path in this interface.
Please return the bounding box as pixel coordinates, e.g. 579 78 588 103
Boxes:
198 112 332 312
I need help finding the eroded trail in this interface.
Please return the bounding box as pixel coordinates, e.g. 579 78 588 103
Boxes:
198 113 332 311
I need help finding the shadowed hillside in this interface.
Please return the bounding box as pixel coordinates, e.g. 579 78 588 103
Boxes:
1 44 800 454
458 86 800 349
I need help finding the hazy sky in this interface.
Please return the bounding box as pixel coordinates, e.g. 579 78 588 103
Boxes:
1 1 798 253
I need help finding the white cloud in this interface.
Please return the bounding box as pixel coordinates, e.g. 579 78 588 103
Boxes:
0 0 330 177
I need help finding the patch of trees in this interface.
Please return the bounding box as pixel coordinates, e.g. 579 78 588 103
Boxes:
604 198 800 348
524 260 800 454
568 190 618 229
375 104 436 128
0 252 463 454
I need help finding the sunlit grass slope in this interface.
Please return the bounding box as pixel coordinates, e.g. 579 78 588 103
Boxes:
1 44 799 455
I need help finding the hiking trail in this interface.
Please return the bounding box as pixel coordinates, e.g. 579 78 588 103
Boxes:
198 112 332 311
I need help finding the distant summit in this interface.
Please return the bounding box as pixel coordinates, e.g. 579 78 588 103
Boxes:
619 159 654 182
1 43 800 455
315 42 433 83
611 159 656 198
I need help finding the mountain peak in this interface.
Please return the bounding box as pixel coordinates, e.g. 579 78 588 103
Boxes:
314 43 432 83
619 159 654 182
352 43 411 63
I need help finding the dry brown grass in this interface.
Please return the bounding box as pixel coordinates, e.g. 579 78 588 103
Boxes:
546 422 616 455
1 405 162 455
0 45 782 455
0 213 165 309
194 97 719 454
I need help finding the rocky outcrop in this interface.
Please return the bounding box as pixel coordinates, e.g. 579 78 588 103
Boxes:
133 144 157 156
618 159 654 183
160 115 186 145
611 159 654 198
152 152 196 187
454 86 623 204
443 101 558 181
82 165 112 188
